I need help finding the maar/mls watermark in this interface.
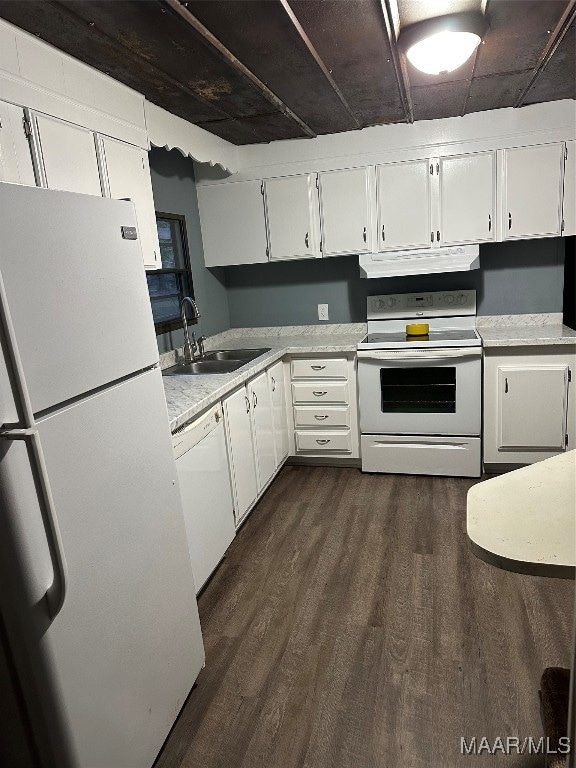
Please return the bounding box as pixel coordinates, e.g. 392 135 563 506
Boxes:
460 736 571 756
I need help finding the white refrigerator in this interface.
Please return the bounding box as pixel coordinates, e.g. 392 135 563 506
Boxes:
0 182 205 768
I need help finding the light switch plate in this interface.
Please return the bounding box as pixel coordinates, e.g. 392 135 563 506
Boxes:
318 304 329 321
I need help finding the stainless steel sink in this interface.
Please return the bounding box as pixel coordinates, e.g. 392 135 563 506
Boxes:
163 359 245 376
204 348 271 362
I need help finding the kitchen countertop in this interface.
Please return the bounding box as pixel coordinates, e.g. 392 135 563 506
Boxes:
467 450 576 578
161 325 366 432
477 313 576 347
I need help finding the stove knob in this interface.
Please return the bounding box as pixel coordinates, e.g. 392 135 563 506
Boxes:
388 297 398 308
444 294 454 305
457 294 467 305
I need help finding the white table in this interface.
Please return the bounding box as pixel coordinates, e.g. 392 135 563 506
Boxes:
467 451 576 578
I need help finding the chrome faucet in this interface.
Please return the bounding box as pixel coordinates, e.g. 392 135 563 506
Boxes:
180 297 201 363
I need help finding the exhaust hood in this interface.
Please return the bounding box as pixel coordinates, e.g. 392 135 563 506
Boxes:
359 244 480 279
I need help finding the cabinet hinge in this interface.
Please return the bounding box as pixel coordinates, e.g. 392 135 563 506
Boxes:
23 116 32 139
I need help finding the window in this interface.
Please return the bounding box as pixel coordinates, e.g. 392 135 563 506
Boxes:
146 213 194 334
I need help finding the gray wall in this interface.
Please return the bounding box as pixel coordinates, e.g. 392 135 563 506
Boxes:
149 148 230 353
225 237 566 326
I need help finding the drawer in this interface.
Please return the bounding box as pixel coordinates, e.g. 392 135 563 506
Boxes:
291 381 349 405
294 406 350 429
360 434 481 477
291 357 348 380
295 430 352 453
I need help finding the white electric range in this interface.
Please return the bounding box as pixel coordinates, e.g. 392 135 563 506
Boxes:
357 289 482 477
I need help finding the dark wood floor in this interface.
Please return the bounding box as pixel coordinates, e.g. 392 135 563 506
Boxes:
156 466 574 768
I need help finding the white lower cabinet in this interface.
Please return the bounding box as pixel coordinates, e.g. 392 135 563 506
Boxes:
223 385 258 525
223 361 290 526
268 361 289 468
287 354 360 459
247 372 276 492
484 347 575 466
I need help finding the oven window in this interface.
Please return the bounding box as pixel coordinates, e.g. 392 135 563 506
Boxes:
380 367 456 413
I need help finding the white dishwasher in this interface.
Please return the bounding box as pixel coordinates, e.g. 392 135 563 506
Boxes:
172 403 236 593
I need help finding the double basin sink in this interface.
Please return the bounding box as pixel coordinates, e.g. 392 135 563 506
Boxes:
163 348 271 376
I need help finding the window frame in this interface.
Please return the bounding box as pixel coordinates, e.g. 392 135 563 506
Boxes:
146 211 195 335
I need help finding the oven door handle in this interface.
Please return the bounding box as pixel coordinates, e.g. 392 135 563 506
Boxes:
357 348 482 361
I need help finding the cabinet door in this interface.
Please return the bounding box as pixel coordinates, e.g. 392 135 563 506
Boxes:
268 361 289 468
0 101 35 185
264 174 321 260
563 141 575 237
197 180 268 266
319 167 372 255
498 365 569 450
503 143 564 239
440 152 495 244
223 387 258 524
248 372 276 492
376 160 431 251
101 136 160 269
34 113 102 195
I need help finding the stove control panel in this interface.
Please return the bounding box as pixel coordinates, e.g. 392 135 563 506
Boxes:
367 290 476 319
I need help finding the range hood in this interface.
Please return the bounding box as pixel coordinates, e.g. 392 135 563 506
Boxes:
359 244 480 279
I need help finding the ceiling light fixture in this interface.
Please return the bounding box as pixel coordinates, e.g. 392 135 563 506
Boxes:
398 13 488 76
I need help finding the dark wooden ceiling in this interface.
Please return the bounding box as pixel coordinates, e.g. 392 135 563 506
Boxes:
0 0 574 144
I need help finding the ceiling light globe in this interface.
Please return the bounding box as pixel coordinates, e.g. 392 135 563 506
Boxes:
406 30 482 75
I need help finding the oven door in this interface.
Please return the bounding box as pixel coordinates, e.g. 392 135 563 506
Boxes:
357 347 482 436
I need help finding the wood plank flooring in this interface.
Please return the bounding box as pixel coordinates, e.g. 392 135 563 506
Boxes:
155 466 574 768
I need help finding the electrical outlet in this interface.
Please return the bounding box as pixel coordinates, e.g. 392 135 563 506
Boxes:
318 303 329 321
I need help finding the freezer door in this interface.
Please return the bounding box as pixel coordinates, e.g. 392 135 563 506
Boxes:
22 368 203 768
0 183 159 415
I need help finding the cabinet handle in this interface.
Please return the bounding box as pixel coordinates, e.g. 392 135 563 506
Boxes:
253 391 258 408
430 163 433 175
504 378 509 394
363 226 367 243
313 391 327 397
245 395 250 413
381 225 385 242
508 212 512 230
436 230 440 242
431 232 434 243
271 376 276 392
305 232 309 248
316 439 330 445
488 214 492 232
311 365 326 370
314 415 328 420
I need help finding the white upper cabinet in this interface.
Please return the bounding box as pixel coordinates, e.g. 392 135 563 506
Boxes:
503 143 564 239
264 173 321 260
318 167 373 256
563 141 575 237
34 112 103 196
439 152 495 245
197 180 268 267
0 100 35 185
100 136 160 270
376 159 432 251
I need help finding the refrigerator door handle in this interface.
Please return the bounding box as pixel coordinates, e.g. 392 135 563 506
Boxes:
1 428 68 617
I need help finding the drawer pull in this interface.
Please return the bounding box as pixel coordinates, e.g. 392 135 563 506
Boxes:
314 414 328 420
311 365 326 370
316 439 330 445
313 391 327 397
